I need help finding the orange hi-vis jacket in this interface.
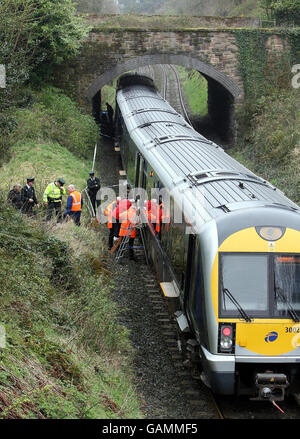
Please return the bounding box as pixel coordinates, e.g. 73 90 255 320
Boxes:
104 200 117 229
145 201 158 224
70 191 82 212
119 207 138 238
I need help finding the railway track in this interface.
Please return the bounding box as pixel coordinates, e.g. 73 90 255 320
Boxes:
132 243 224 419
137 64 193 126
105 232 300 419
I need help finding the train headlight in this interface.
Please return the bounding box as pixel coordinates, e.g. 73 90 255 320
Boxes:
218 323 235 354
256 226 285 241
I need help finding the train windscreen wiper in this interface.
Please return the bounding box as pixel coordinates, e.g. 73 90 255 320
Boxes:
223 288 252 322
275 287 300 322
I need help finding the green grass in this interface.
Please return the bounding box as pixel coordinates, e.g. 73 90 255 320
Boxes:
0 87 143 419
229 0 265 17
0 141 92 202
0 190 142 419
3 86 99 162
177 66 208 116
231 88 300 205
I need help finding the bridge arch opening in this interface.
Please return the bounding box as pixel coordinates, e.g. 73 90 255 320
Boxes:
87 54 242 147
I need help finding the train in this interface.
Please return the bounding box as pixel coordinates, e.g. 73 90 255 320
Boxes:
113 72 300 402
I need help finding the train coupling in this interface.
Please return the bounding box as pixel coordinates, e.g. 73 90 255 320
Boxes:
251 372 289 401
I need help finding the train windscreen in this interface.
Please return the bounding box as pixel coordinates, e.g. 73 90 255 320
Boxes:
220 253 300 320
274 256 300 318
220 254 269 317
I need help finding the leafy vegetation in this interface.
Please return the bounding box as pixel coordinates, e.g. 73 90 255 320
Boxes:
0 0 144 420
0 0 88 109
231 89 300 204
261 0 300 25
0 196 141 418
0 83 141 419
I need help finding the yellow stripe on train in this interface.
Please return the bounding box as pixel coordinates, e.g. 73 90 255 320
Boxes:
220 227 300 253
236 322 300 355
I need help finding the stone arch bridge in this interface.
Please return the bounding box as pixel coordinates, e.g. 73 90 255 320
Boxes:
54 15 290 145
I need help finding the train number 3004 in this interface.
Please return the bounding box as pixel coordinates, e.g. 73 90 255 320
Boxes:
285 327 300 333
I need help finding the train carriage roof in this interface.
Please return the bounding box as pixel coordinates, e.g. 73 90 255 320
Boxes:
117 77 300 231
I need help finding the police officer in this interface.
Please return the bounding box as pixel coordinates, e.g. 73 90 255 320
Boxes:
87 172 101 216
21 178 39 215
43 178 66 222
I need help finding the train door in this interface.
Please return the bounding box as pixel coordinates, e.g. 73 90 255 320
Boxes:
139 158 146 190
182 234 196 306
135 153 141 189
184 236 204 338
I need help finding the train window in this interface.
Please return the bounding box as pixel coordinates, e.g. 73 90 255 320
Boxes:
135 153 141 188
274 255 300 318
220 254 269 317
188 237 204 331
126 138 137 186
161 197 186 286
171 221 186 286
139 159 146 189
161 197 173 254
145 164 156 198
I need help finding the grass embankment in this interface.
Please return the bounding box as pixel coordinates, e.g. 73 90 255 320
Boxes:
231 89 300 205
177 67 208 117
0 87 142 418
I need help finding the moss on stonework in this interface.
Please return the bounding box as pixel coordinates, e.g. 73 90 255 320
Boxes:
234 30 269 100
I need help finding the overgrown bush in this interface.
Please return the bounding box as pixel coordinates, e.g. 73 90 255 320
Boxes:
0 0 88 109
245 89 300 164
233 88 300 204
261 0 300 25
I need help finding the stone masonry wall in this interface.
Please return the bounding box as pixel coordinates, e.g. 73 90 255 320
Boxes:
52 20 290 112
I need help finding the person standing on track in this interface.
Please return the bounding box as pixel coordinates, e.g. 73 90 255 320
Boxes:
104 196 121 250
111 198 132 241
119 200 138 261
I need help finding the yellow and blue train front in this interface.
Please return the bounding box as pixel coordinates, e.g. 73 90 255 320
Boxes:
206 220 300 399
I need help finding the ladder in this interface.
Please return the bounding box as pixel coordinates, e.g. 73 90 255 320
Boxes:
115 209 149 264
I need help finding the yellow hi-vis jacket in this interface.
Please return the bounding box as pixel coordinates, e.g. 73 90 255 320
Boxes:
43 182 66 203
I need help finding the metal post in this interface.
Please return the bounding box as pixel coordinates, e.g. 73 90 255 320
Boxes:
92 143 97 173
83 188 95 217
